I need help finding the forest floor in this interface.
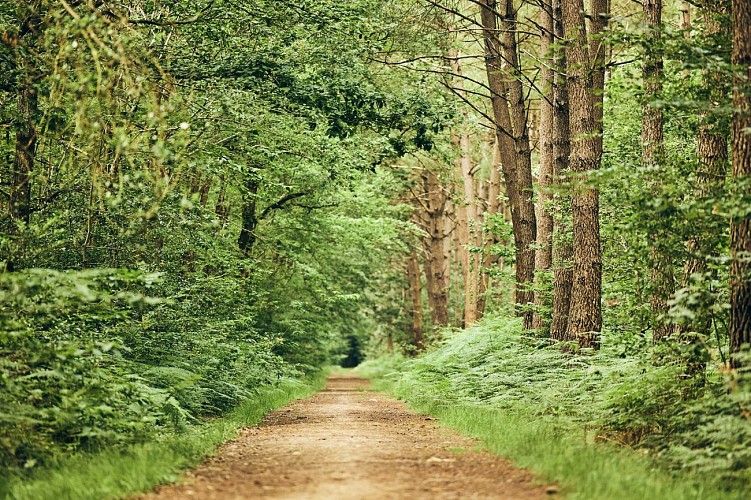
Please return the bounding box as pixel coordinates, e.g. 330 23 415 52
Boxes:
140 374 549 499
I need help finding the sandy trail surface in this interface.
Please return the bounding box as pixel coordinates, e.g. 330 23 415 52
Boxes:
142 374 548 499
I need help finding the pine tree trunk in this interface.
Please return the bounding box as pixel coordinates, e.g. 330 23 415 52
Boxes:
238 176 259 256
479 0 537 329
532 0 556 331
406 249 424 352
730 0 751 356
550 0 574 341
459 131 480 327
562 0 605 347
422 169 451 327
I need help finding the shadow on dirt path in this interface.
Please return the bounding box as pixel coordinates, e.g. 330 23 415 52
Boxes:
141 374 548 499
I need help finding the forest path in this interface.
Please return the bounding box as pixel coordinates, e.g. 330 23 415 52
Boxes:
141 374 547 500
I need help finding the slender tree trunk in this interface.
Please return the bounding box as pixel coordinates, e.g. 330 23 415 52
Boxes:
422 169 451 327
550 0 574 341
642 0 664 166
532 0 556 331
10 73 37 231
730 0 751 356
199 178 212 207
681 0 729 339
479 0 537 329
238 176 259 256
406 249 424 352
215 175 229 226
476 138 503 317
459 131 480 327
680 1 691 37
562 0 606 347
4 3 43 271
642 0 674 342
450 53 481 327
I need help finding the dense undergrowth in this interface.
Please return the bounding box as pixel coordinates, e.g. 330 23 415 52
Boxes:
360 315 751 498
0 267 293 475
1 374 325 499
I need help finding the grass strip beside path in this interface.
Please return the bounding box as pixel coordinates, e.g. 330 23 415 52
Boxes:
4 375 326 500
364 377 743 500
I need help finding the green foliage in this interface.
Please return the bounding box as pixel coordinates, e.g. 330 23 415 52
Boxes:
361 316 751 497
2 374 325 500
0 0 445 483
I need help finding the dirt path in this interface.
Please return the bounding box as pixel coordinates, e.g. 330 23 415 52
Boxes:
142 374 549 499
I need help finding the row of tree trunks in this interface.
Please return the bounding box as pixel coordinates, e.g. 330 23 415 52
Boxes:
476 138 506 316
402 127 511 346
479 0 537 329
404 0 607 347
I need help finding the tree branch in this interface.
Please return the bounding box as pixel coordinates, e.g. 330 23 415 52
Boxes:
259 192 308 220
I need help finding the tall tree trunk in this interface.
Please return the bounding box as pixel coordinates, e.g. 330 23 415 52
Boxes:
681 0 729 339
406 249 424 352
10 72 37 231
215 175 229 226
730 0 751 356
562 0 606 347
422 169 451 327
532 0 556 331
459 131 480 327
4 2 43 271
238 176 259 257
451 53 481 328
479 0 537 329
642 0 674 341
550 0 574 341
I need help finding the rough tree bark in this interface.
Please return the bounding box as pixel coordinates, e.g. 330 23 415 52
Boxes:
550 0 574 341
479 0 537 329
730 0 751 356
532 0 556 331
421 168 451 327
561 0 607 347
